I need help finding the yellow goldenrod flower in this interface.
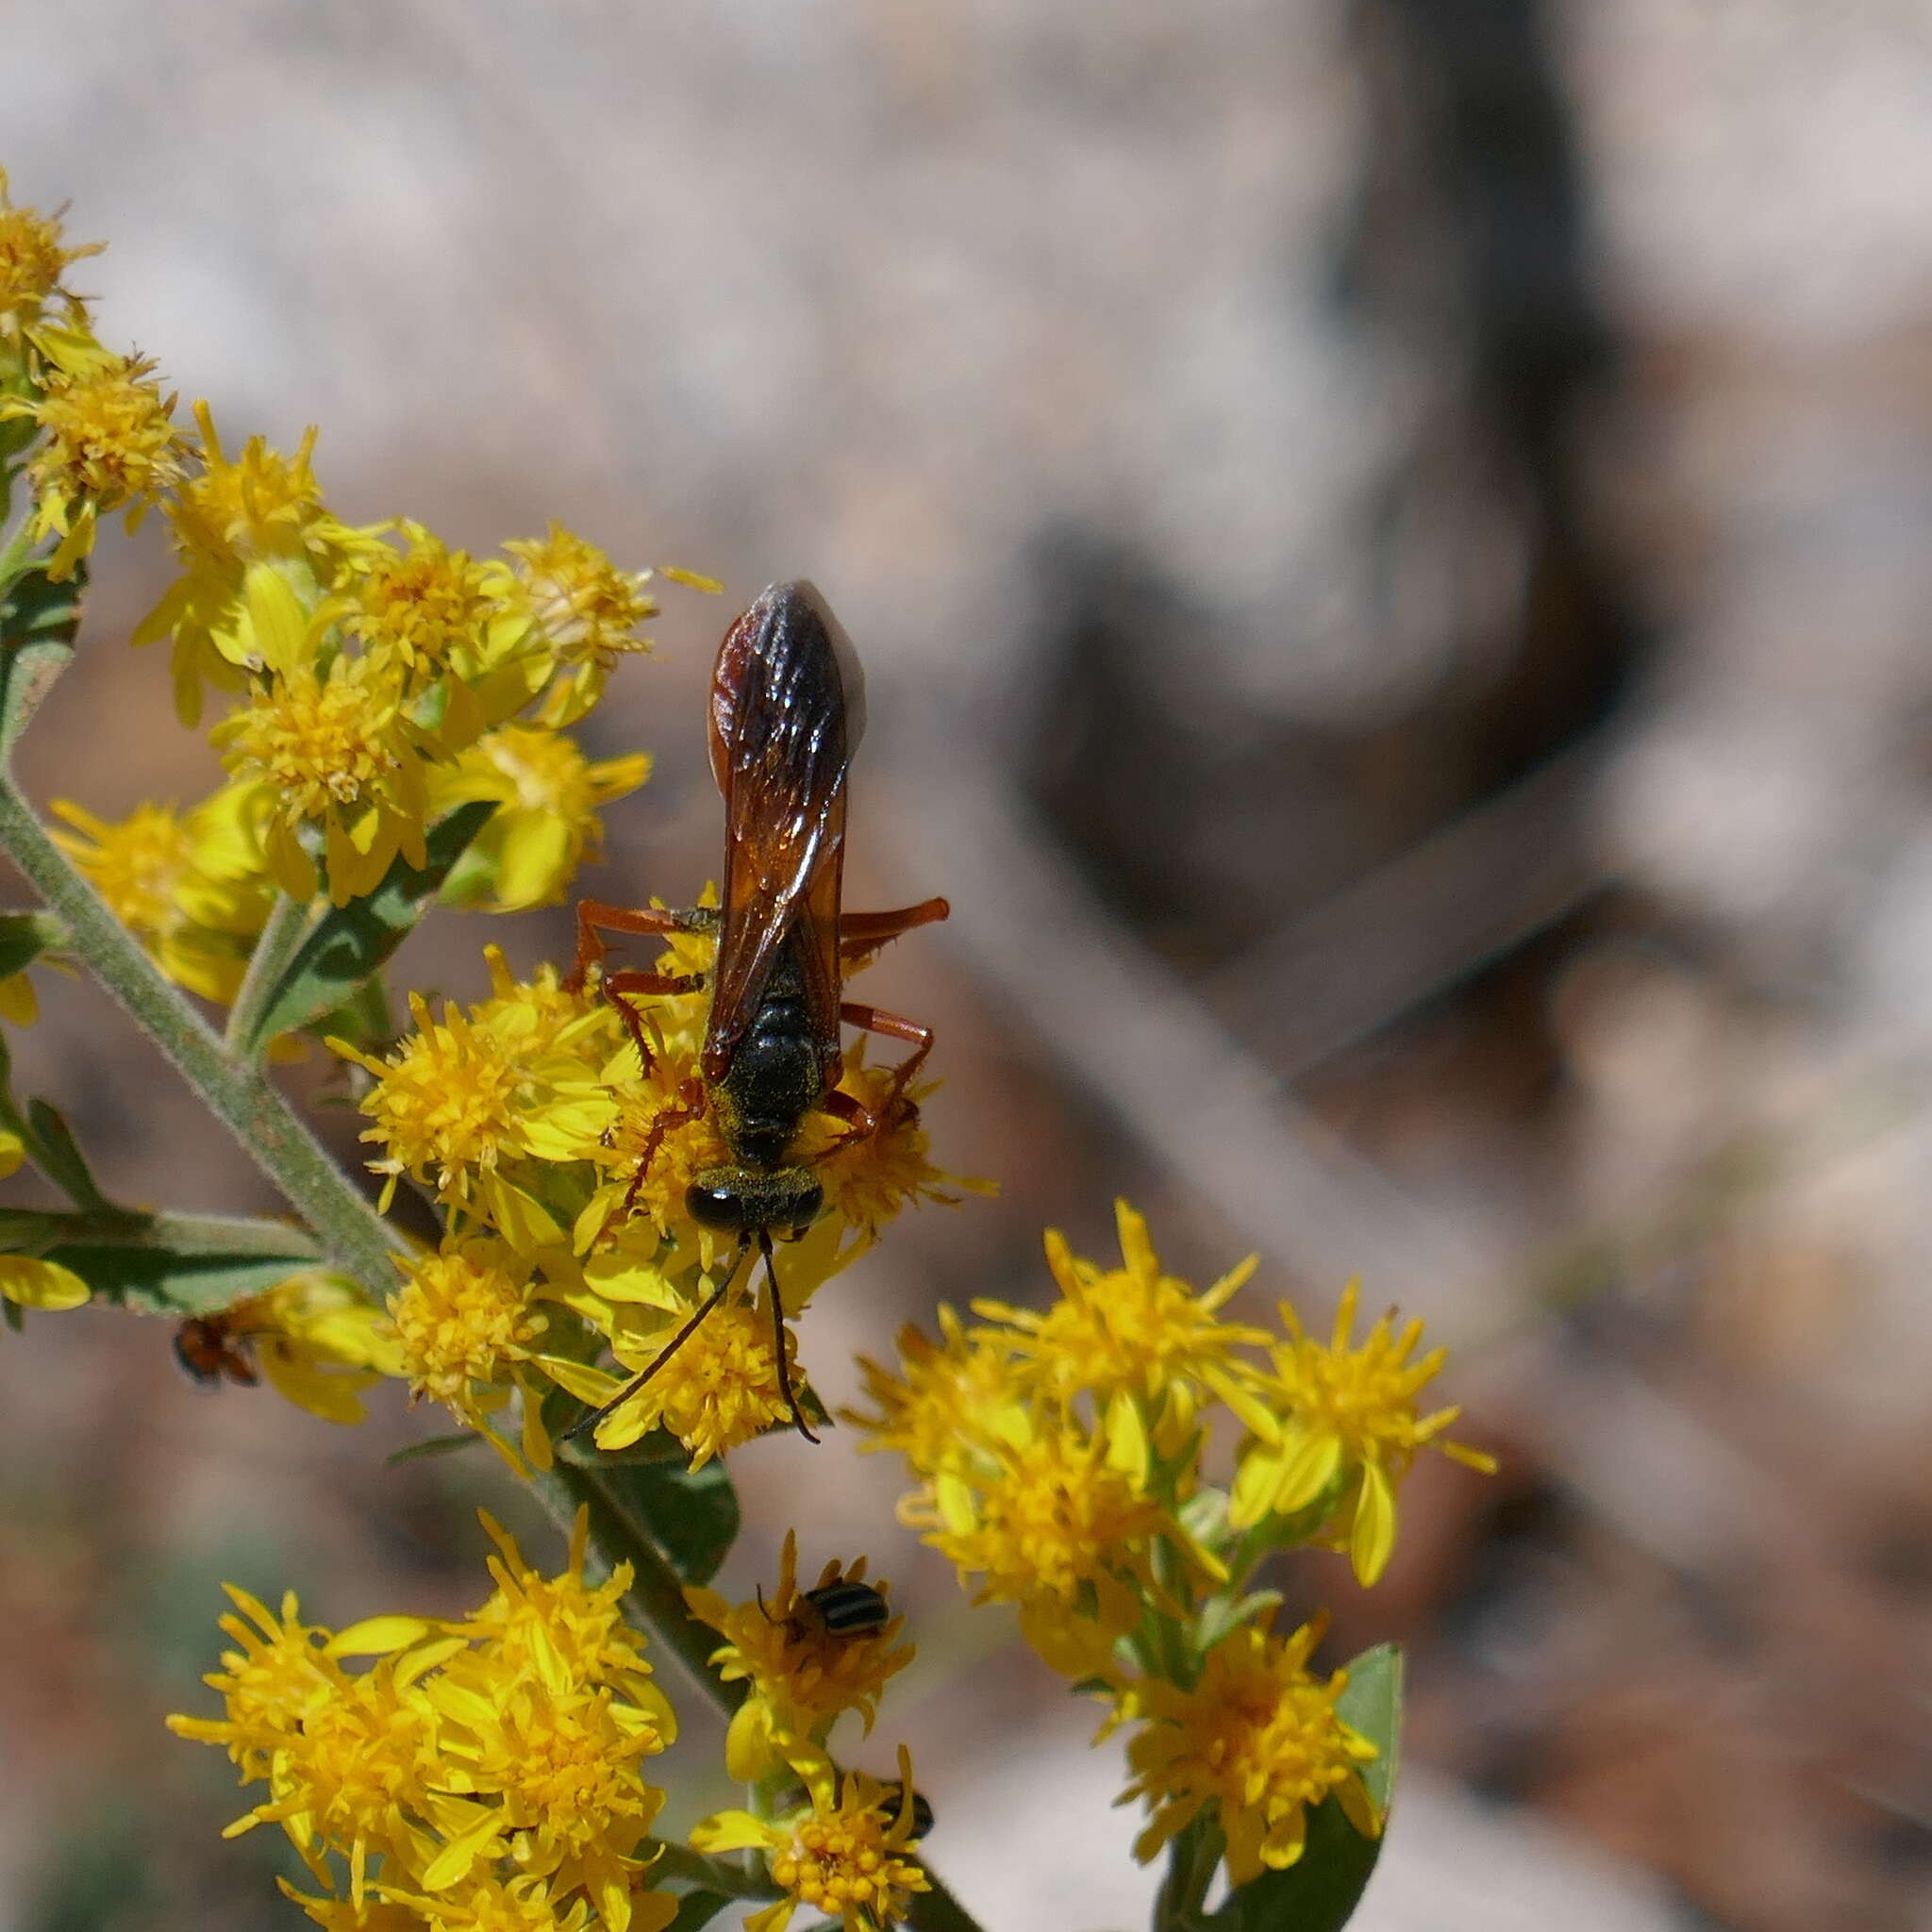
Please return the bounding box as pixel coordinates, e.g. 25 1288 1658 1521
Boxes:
1224 1279 1496 1587
334 988 615 1243
686 1531 912 1781
588 1292 803 1468
213 652 431 905
845 1305 1029 1485
1 331 192 576
217 1271 405 1424
172 1511 680 1932
459 1510 670 1722
491 525 660 726
0 168 102 336
49 790 275 1003
691 1748 930 1932
795 1049 989 1240
431 724 651 912
391 1237 552 1469
136 403 372 722
166 1584 366 1780
333 521 505 691
973 1199 1267 1417
0 1254 91 1309
1119 1613 1380 1889
916 1410 1168 1675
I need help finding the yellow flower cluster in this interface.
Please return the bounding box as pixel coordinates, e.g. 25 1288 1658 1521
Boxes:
680 1537 930 1930
169 1510 682 1932
341 939 978 1471
686 1531 913 1782
847 1200 1495 1890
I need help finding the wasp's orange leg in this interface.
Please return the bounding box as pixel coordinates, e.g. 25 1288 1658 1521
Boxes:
618 1074 708 1224
602 967 707 1079
838 895 949 968
567 898 718 993
836 1001 935 1134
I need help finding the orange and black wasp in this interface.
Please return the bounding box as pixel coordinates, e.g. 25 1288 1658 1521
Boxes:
563 581 946 1444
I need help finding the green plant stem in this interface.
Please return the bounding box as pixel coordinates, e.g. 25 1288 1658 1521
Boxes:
1154 1813 1224 1932
0 774 398 1294
224 889 313 1054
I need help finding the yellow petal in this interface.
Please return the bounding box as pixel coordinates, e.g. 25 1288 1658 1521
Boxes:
690 1808 775 1855
0 1256 90 1309
1350 1457 1398 1587
0 1129 24 1178
0 974 38 1026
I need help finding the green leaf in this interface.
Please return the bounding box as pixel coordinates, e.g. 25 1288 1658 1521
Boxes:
237 800 496 1052
387 1432 485 1467
0 908 64 979
0 556 86 759
1212 1644 1402 1932
25 1096 108 1209
662 1891 735 1932
18 1210 323 1314
595 1452 740 1587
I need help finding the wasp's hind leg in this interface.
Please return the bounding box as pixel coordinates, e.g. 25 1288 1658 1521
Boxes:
838 896 949 971
829 1002 935 1141
566 898 720 995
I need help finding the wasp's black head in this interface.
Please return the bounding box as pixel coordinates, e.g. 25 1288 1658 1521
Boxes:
686 1163 824 1237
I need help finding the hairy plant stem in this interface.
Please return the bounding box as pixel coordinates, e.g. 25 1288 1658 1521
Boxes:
0 774 397 1293
223 888 313 1055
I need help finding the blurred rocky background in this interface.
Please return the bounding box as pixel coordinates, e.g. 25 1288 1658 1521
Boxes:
7 3 1932 1928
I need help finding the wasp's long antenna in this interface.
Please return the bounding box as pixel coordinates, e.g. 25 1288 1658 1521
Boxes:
561 1244 750 1444
760 1227 819 1443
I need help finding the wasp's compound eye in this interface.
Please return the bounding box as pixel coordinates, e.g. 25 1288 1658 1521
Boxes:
686 1181 749 1229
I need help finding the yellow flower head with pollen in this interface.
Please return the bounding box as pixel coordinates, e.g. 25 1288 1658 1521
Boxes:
3 333 192 575
334 985 615 1244
213 650 430 905
433 723 652 912
974 1199 1268 1420
171 1511 680 1932
493 524 661 725
390 1237 553 1468
1120 1613 1381 1890
164 1585 351 1782
0 168 101 335
1226 1278 1496 1587
691 1747 931 1932
845 1304 1029 1486
686 1532 913 1781
335 520 504 689
589 1293 804 1468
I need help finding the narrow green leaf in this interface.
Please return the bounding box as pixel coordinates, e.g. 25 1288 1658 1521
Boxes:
1213 1644 1402 1932
595 1453 740 1587
25 1096 108 1209
0 908 64 979
0 557 86 758
47 1242 316 1313
15 1209 324 1315
238 800 496 1051
388 1433 485 1467
663 1891 734 1932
